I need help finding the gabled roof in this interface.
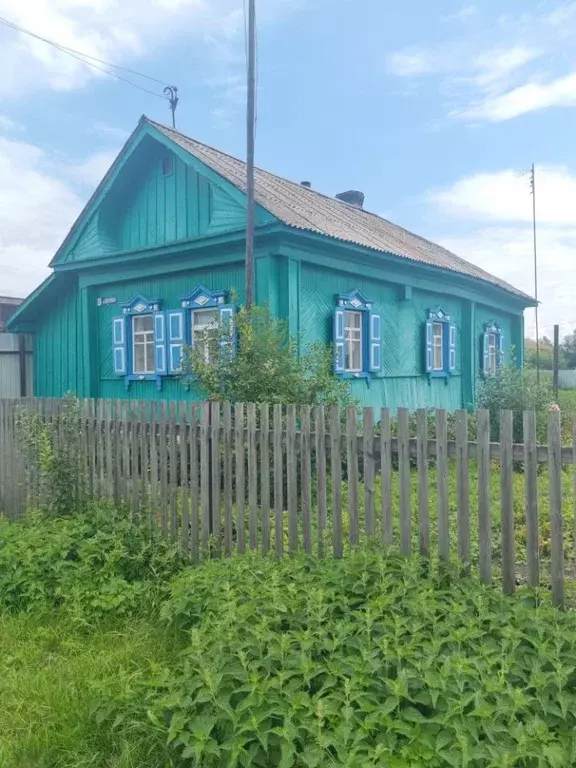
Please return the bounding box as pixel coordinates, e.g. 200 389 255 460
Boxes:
146 117 533 303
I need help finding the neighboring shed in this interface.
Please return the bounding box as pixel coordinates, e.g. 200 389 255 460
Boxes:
9 116 534 410
0 296 23 332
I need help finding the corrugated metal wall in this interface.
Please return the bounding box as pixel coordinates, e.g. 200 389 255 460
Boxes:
0 333 33 397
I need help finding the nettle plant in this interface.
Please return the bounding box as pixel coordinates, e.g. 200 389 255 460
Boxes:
141 551 576 768
16 394 86 517
181 304 354 408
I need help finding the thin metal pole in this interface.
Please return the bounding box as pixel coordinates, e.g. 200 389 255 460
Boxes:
531 163 540 383
245 0 256 309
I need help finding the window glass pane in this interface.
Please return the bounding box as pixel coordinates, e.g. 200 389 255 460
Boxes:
488 333 496 374
344 310 362 372
134 315 153 333
433 322 443 370
193 309 219 364
132 314 155 374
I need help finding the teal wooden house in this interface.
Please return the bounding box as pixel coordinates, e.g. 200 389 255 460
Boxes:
9 116 534 410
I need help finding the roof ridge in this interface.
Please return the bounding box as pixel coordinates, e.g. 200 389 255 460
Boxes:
143 116 533 303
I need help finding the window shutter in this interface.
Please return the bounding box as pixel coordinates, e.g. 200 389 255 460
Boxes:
369 312 382 373
333 309 345 373
154 312 167 375
112 316 126 375
167 310 185 374
449 324 456 372
219 304 238 359
498 333 504 368
482 332 489 377
424 320 433 373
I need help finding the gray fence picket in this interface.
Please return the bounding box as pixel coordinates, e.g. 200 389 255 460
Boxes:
260 403 270 555
398 407 411 557
301 405 312 554
211 400 222 554
524 410 539 588
235 402 246 554
330 406 343 558
416 409 429 556
436 409 449 561
363 407 375 537
273 404 283 558
346 407 359 545
247 402 257 551
223 402 233 556
500 410 515 594
456 410 470 571
315 405 327 556
380 408 393 546
477 409 492 585
286 404 298 555
548 408 565 609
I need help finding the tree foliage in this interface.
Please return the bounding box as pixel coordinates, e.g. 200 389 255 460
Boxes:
181 305 354 407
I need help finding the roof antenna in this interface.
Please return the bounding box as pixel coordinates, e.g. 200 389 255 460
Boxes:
164 86 179 128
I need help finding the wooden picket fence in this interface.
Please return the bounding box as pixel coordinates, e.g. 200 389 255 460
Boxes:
0 398 572 607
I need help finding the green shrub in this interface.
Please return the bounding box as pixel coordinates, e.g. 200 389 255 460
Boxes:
182 304 354 407
477 362 554 442
0 503 186 618
146 551 576 767
15 394 86 517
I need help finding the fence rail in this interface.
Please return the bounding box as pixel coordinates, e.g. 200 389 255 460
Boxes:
0 398 572 608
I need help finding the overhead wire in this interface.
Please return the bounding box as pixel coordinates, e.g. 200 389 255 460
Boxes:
0 14 171 99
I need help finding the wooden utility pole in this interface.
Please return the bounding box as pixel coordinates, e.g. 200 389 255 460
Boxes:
553 324 559 400
245 0 256 309
530 163 540 383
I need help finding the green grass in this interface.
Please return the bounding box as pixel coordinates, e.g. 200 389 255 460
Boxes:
0 613 176 768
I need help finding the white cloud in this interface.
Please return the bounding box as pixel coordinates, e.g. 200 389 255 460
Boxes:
458 70 576 122
444 5 478 23
386 3 576 122
0 0 291 97
68 149 119 187
432 166 576 224
431 166 576 337
439 226 576 337
386 49 441 77
0 114 24 133
0 135 103 297
87 121 130 142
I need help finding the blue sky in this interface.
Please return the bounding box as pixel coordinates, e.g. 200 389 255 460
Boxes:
1 0 576 337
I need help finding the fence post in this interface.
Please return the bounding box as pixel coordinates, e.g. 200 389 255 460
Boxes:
330 406 343 558
524 410 539 587
477 409 492 585
548 407 565 609
398 407 411 557
346 407 359 545
286 404 298 554
416 409 429 556
436 409 449 561
500 410 515 594
380 408 392 546
363 407 375 537
315 405 327 555
455 410 470 572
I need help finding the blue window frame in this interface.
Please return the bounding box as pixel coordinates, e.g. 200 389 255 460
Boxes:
482 322 504 377
333 290 382 380
424 307 456 379
112 286 238 389
180 284 238 366
112 294 164 390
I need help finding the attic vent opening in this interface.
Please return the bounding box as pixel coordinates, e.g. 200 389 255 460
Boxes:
162 156 173 177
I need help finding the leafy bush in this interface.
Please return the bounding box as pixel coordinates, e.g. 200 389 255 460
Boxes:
0 503 186 618
182 304 354 407
149 551 576 767
16 394 86 517
477 362 554 442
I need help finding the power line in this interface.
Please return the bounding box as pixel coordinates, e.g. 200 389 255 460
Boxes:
0 14 172 99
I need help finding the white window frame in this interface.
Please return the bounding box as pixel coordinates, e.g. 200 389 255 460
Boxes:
132 314 155 375
192 308 220 365
487 332 497 376
432 322 444 371
344 310 363 373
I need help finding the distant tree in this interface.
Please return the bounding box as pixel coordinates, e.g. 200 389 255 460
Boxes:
561 329 576 369
524 335 554 370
